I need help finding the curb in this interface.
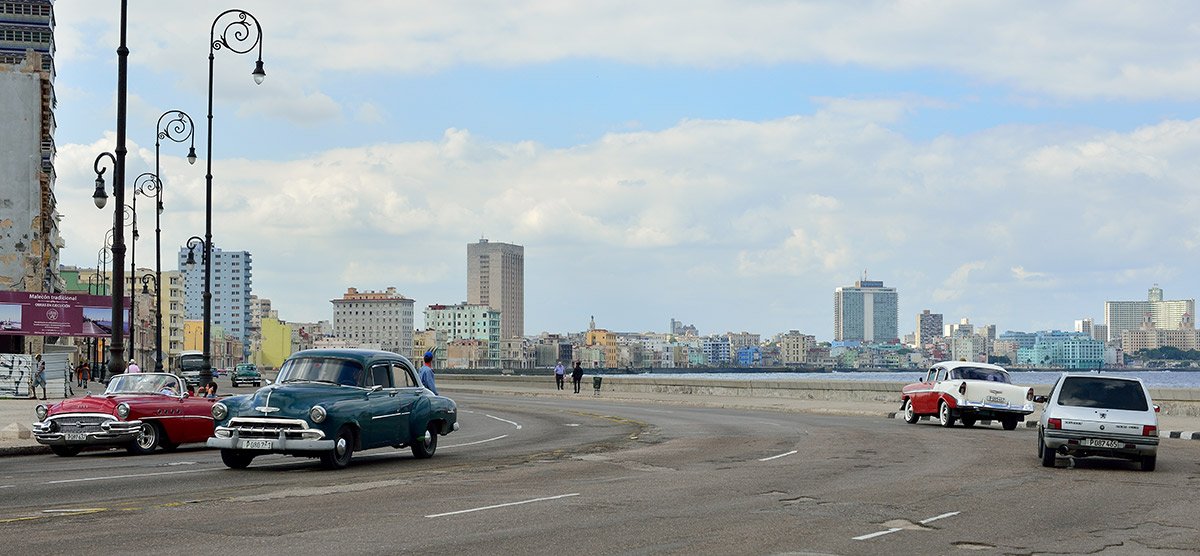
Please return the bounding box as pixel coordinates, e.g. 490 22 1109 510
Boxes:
0 444 50 457
883 412 1200 439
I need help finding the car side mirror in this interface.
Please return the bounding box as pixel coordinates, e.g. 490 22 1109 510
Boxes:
182 392 190 399
370 385 383 392
1032 395 1047 404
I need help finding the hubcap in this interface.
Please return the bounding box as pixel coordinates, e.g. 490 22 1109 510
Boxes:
138 424 155 449
423 430 432 446
336 436 348 456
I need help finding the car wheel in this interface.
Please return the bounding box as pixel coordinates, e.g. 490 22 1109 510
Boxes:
254 381 261 387
221 449 255 469
320 426 355 469
960 416 976 428
1140 455 1156 472
1001 417 1018 431
411 422 439 459
230 380 237 388
938 400 955 427
161 442 180 452
902 399 919 424
1039 429 1056 468
50 445 81 457
126 422 163 455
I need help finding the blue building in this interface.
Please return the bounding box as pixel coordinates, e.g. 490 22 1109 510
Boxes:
179 245 253 358
1016 331 1104 369
735 346 762 367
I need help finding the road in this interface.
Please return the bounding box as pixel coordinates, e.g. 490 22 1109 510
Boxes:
3 392 1199 555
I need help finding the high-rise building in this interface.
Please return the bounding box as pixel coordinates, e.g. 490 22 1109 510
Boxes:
834 279 899 343
915 310 942 346
179 245 253 358
467 239 523 340
331 287 414 356
0 0 59 312
1104 286 1195 343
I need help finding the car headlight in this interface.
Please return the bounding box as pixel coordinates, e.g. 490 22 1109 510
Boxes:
212 402 228 421
116 403 130 420
35 405 47 421
309 405 326 423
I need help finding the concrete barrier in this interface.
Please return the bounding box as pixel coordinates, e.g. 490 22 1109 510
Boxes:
440 374 1200 417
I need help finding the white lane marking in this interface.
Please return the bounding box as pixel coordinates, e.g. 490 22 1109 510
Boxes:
564 423 580 427
853 528 903 541
44 467 214 485
441 435 508 449
425 493 579 518
758 450 798 462
853 511 960 541
164 461 198 466
484 414 522 429
920 511 960 524
0 485 14 489
42 508 105 514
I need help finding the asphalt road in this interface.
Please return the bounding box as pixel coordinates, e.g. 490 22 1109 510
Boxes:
3 392 1200 555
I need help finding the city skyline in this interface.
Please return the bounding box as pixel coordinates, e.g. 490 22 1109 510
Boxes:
44 3 1200 337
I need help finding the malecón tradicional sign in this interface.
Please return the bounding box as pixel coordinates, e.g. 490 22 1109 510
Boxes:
0 291 129 337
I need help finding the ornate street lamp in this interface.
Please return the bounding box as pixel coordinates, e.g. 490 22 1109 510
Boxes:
89 0 131 380
133 172 163 370
200 9 265 385
151 110 196 371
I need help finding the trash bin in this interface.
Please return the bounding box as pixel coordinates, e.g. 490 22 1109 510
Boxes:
592 375 603 396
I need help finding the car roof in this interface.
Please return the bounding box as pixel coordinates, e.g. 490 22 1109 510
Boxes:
288 348 413 366
1056 372 1145 385
933 361 1009 372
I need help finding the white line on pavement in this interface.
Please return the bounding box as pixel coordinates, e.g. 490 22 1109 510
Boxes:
853 511 961 541
484 414 523 429
441 435 508 449
425 493 580 518
758 450 798 462
44 467 215 485
0 485 14 489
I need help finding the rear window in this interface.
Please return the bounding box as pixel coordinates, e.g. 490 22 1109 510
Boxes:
949 366 1010 383
1056 377 1148 411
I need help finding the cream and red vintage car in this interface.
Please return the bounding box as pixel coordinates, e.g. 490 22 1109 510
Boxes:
32 372 217 456
900 361 1035 430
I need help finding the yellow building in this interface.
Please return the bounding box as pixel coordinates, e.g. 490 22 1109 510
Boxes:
585 328 618 368
183 320 205 351
253 316 293 369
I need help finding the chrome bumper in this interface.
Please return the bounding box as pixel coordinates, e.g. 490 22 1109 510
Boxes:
208 418 331 452
1044 429 1159 456
31 419 143 446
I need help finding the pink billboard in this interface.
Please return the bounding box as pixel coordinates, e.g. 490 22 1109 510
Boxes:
0 291 130 337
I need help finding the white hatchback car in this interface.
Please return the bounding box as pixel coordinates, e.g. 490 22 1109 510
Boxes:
1036 373 1159 471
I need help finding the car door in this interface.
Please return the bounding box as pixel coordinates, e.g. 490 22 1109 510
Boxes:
361 362 403 449
392 362 424 444
914 367 939 414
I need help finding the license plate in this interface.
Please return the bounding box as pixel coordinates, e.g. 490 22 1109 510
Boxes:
238 439 274 450
984 396 1007 405
1080 438 1122 449
64 433 86 441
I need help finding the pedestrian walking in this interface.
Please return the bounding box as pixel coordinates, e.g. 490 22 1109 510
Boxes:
125 359 141 374
571 361 584 394
554 361 565 390
31 354 47 400
419 351 439 395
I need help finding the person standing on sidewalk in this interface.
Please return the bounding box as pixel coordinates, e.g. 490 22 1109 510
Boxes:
31 354 47 400
554 361 565 390
571 361 584 394
125 359 140 374
419 351 439 395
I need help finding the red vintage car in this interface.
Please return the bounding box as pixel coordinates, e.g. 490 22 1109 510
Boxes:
32 372 217 457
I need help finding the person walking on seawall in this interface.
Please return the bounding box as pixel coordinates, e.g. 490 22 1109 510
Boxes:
125 359 140 374
571 361 584 394
419 351 438 395
31 354 47 400
554 361 565 390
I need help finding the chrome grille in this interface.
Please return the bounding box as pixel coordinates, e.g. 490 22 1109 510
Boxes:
49 415 113 434
227 417 311 439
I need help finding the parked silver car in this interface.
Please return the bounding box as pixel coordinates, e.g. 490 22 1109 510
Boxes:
1036 373 1159 471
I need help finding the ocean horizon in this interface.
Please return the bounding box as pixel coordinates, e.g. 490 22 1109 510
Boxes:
632 369 1200 388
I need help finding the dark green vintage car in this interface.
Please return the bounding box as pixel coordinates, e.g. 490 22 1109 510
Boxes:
206 348 459 469
230 363 262 387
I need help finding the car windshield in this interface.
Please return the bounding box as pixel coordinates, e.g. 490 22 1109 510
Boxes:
949 367 1010 383
277 357 363 387
1057 377 1149 411
236 364 256 372
105 373 181 396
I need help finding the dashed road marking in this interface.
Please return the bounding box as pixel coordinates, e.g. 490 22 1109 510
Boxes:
758 450 798 462
441 434 508 449
854 511 960 541
484 414 522 429
44 467 214 485
426 493 580 518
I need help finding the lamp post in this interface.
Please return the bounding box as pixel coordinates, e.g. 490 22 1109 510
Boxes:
124 201 137 363
139 272 157 370
152 110 197 371
133 172 162 370
201 9 265 386
89 0 131 380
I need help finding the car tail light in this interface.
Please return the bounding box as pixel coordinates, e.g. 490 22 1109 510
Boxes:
958 382 967 395
1047 418 1061 429
1143 425 1157 437
1153 404 1160 413
1026 388 1034 402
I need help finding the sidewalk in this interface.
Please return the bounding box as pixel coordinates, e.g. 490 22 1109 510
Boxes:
5 377 1200 457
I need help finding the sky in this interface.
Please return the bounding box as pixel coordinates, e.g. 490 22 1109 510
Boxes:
49 1 1200 341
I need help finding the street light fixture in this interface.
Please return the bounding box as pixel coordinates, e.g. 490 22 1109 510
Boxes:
152 110 196 371
201 8 265 385
89 0 131 380
133 172 163 371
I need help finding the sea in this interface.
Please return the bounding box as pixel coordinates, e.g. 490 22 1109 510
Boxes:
634 370 1200 388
